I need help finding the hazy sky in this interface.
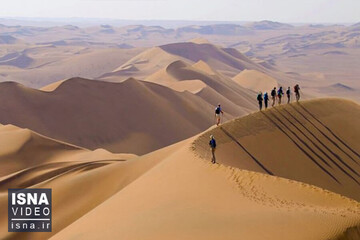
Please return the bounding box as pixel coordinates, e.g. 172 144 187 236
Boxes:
0 0 359 23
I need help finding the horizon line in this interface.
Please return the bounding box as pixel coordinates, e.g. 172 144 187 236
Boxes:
0 16 357 25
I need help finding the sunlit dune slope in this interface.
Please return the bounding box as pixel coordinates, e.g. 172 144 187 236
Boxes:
233 69 278 92
194 98 360 201
52 118 360 240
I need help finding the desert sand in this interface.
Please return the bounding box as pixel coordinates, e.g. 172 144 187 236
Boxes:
1 21 359 102
51 139 360 240
194 99 360 201
233 69 278 92
0 20 359 240
0 44 274 155
0 99 358 240
0 78 216 155
48 100 359 240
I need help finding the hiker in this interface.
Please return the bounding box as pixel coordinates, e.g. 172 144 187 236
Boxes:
257 92 263 111
215 104 223 126
209 135 217 164
271 87 277 107
294 84 301 102
263 92 269 109
277 86 284 105
286 87 291 104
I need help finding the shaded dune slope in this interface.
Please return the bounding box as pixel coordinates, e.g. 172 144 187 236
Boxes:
194 99 360 201
0 78 215 155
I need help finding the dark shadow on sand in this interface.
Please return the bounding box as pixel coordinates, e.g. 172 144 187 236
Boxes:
261 111 340 184
275 108 359 185
220 127 274 175
291 103 360 165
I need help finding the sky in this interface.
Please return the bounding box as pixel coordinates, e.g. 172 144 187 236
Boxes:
0 0 359 23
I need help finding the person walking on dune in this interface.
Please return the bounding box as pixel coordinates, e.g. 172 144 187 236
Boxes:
286 87 291 104
257 92 263 111
271 87 277 107
215 104 223 126
264 92 269 109
294 84 301 102
209 135 217 164
277 86 284 105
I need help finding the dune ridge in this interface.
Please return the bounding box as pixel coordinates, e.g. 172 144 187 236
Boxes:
100 42 271 83
51 115 360 240
194 99 360 201
0 98 359 240
146 59 258 117
0 77 218 154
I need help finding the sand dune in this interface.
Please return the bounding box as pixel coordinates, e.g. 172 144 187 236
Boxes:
0 123 165 240
100 42 268 83
0 98 359 240
192 60 218 75
233 69 278 92
99 46 186 82
0 35 20 44
51 105 360 239
194 99 360 201
189 38 211 44
0 47 143 88
159 42 266 77
147 60 257 110
196 86 254 118
167 80 207 94
0 78 215 155
40 79 67 91
1 21 359 240
144 59 258 121
100 41 299 100
0 124 82 178
1 21 359 99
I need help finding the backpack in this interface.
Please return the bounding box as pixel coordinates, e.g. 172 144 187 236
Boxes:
264 93 268 100
286 89 290 95
271 89 276 97
257 94 263 101
215 107 221 114
209 139 216 148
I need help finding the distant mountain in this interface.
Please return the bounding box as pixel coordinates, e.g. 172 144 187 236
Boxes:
119 25 175 36
177 24 251 35
246 20 294 30
350 22 360 31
